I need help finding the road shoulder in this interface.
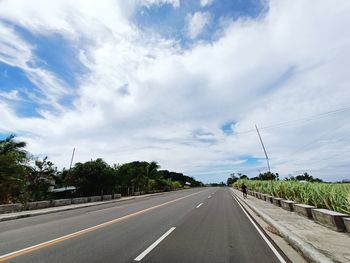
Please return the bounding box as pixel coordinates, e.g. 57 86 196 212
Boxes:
231 188 350 263
231 190 307 263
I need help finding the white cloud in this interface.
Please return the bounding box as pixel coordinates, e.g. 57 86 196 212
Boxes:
140 0 180 8
200 0 214 7
0 0 350 182
0 90 21 101
186 12 211 39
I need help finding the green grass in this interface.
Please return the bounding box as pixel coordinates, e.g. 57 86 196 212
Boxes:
233 180 350 214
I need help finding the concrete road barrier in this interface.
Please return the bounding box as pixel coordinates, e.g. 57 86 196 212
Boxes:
293 204 316 219
51 199 71 207
266 195 273 203
71 197 88 204
113 194 121 199
343 218 350 233
35 201 51 209
260 194 267 201
102 195 112 201
88 196 102 202
272 197 283 207
0 204 22 213
281 200 296 211
24 202 37 210
311 208 350 232
24 201 50 210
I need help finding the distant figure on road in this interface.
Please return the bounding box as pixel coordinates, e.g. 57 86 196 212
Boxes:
241 184 247 199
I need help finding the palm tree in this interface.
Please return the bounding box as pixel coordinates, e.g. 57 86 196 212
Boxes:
0 135 28 203
146 161 160 179
0 134 27 160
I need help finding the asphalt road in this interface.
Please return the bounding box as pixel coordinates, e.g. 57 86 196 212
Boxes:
0 187 288 263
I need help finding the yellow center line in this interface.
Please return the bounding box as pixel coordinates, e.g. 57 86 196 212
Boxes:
0 190 206 262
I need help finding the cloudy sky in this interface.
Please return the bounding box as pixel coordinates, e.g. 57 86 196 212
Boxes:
1 0 350 183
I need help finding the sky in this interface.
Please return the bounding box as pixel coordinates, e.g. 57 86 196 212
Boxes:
1 0 350 183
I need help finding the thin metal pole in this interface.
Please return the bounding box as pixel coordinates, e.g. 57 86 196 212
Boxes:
69 147 75 171
64 148 75 188
255 125 271 172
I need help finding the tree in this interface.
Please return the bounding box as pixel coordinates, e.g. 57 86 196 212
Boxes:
146 161 160 179
114 161 150 194
0 135 29 203
67 159 117 196
26 157 57 201
227 178 232 186
252 171 279 180
146 161 162 190
0 134 27 159
295 172 323 182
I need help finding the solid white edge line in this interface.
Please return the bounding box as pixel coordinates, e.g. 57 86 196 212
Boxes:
134 227 176 261
230 192 286 263
196 203 203 209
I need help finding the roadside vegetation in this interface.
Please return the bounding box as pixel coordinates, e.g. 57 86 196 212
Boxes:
233 177 350 214
0 135 202 204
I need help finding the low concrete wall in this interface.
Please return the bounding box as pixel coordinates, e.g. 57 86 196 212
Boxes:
71 197 88 204
281 200 296 211
102 195 112 201
51 199 71 207
237 188 350 234
24 202 37 210
88 196 102 202
344 218 350 233
0 190 171 214
113 194 122 199
0 204 23 213
260 194 267 201
272 197 283 207
293 204 315 219
266 196 273 203
24 201 51 210
311 208 349 232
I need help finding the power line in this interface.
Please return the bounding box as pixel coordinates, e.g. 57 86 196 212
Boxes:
290 122 349 156
233 106 350 135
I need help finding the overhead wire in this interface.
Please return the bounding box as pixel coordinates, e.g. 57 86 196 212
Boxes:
233 106 350 135
231 105 350 173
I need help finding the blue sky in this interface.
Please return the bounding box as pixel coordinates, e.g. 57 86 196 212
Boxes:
1 0 350 183
134 0 266 44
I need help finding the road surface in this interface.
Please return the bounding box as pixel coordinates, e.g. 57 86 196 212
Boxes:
0 187 289 263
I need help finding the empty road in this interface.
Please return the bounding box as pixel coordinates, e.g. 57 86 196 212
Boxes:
0 187 288 263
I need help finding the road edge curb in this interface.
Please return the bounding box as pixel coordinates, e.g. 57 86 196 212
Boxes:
230 189 333 263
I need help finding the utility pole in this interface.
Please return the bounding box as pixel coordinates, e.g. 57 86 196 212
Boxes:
69 147 75 171
255 125 271 172
64 148 75 190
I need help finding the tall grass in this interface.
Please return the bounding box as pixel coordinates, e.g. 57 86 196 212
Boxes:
234 180 350 214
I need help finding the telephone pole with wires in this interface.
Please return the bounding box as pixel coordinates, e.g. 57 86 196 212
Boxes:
255 125 271 172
